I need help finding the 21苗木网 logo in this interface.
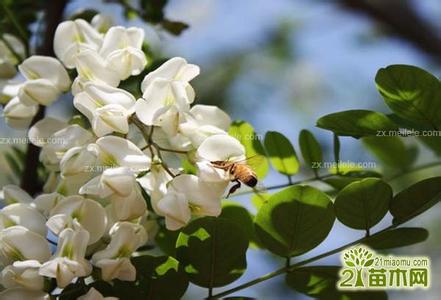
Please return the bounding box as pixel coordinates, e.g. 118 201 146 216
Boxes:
337 246 430 290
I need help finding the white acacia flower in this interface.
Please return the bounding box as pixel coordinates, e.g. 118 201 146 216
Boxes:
54 19 103 68
157 174 227 230
53 173 95 198
18 56 71 106
138 163 173 214
0 260 44 290
18 56 71 92
29 118 95 170
0 79 22 104
46 195 107 245
78 287 118 300
0 288 49 300
110 181 147 221
92 222 147 281
72 49 120 94
80 167 147 221
60 146 97 177
74 83 136 137
135 78 194 126
38 123 94 169
100 26 147 80
39 223 92 288
0 226 51 266
1 185 33 205
140 57 199 92
86 135 151 171
3 96 38 129
0 203 47 237
32 192 65 217
196 134 246 182
91 14 113 33
0 34 25 78
179 104 231 147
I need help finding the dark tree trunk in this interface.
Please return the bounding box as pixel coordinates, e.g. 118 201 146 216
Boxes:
20 0 69 195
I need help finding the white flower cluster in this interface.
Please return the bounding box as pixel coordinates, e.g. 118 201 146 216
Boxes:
0 16 246 298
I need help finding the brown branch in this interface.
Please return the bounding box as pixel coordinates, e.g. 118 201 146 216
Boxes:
339 0 441 62
20 0 69 195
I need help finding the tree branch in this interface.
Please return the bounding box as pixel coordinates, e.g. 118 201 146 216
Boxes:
339 0 441 62
211 223 399 298
20 0 69 195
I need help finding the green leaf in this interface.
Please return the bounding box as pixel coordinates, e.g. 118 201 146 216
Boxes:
220 201 256 243
375 64 441 129
131 255 188 300
229 120 269 179
181 158 197 175
161 20 189 35
365 228 429 249
264 131 299 175
176 217 248 288
419 136 441 156
155 225 180 256
299 129 323 175
334 178 392 230
390 177 441 224
324 170 382 190
362 136 416 170
255 185 335 257
316 110 398 138
286 266 387 300
59 281 88 300
251 193 270 210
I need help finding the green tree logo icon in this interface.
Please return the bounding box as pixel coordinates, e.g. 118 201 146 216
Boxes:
343 247 374 287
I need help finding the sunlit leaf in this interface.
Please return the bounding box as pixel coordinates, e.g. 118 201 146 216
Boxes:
255 185 335 257
264 131 299 175
375 65 441 129
251 193 270 210
229 120 269 179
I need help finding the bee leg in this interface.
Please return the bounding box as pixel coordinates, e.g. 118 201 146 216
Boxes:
227 180 241 198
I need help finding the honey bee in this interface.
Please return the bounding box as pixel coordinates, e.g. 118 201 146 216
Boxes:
211 156 262 197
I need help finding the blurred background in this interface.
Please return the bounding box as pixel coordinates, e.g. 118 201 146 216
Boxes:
1 0 440 299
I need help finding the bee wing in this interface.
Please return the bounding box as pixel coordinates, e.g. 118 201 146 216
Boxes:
235 155 266 172
252 181 268 194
